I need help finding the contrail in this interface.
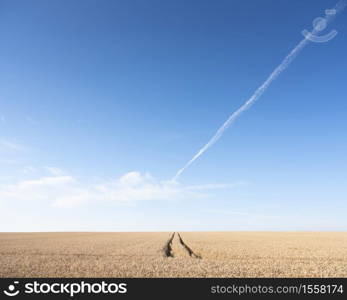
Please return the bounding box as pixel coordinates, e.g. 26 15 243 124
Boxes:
173 0 346 181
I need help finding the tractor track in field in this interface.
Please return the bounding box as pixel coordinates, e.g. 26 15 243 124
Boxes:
164 232 175 257
163 232 202 259
177 233 202 259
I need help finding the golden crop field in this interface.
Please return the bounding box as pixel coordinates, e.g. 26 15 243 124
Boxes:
0 232 346 277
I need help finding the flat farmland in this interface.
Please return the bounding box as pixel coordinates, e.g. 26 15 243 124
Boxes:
1 232 346 277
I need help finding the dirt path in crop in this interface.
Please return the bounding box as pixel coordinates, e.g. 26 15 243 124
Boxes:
164 232 175 257
164 232 201 259
177 233 202 258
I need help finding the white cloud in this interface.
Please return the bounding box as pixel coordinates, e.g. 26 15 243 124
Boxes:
94 171 200 203
0 139 24 151
25 116 38 125
45 166 65 176
18 176 74 188
0 171 240 208
21 166 37 174
206 209 279 219
0 159 18 165
0 175 76 203
185 182 247 190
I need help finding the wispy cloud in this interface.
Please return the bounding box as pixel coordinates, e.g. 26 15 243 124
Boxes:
21 166 37 174
207 209 279 219
0 159 18 165
45 166 66 176
0 139 24 151
0 116 5 123
185 181 248 190
0 175 80 207
17 176 74 188
0 170 242 208
25 116 39 125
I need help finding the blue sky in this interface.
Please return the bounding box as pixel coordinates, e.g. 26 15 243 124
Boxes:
0 0 346 231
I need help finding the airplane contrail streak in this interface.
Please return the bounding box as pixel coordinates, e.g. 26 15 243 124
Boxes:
172 0 346 181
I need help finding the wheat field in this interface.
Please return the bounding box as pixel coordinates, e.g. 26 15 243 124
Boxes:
0 232 346 277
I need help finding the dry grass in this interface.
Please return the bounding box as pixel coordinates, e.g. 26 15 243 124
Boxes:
0 232 346 277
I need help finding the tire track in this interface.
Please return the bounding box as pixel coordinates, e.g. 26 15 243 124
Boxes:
168 233 202 259
164 232 175 257
163 232 202 259
177 233 202 259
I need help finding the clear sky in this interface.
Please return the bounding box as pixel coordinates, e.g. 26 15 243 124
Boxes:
1 0 346 231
